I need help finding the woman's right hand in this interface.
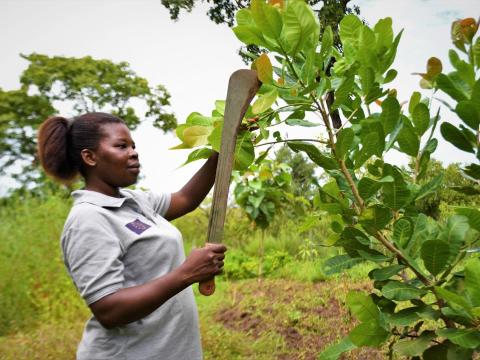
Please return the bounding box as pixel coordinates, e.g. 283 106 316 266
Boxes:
178 243 227 285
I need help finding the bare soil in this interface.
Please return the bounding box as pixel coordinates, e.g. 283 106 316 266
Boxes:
214 279 384 359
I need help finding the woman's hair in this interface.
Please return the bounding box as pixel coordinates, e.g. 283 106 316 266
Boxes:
37 112 124 183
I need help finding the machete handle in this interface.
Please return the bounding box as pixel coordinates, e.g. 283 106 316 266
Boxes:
199 69 261 296
199 280 215 296
199 243 217 296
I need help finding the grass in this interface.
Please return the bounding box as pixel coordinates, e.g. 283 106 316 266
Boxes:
0 193 384 359
0 277 384 360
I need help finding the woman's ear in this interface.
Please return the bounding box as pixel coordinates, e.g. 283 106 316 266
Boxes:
80 149 97 167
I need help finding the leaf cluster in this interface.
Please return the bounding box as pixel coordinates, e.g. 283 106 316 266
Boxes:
170 4 480 356
180 2 480 358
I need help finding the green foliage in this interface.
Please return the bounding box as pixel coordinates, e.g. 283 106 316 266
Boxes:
195 3 480 358
233 159 294 229
0 193 85 336
160 0 360 63
0 88 55 184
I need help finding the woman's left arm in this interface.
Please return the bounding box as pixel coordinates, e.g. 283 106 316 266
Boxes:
164 152 218 221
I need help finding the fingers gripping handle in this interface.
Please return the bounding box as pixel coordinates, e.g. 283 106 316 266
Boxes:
199 70 260 296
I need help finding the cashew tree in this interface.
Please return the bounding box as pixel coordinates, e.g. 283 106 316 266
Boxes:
172 1 480 358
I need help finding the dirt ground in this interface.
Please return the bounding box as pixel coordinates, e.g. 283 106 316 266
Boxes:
212 279 384 359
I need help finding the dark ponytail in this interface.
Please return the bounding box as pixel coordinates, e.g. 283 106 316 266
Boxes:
37 112 124 183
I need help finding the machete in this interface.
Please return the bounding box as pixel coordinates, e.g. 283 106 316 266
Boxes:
199 69 261 296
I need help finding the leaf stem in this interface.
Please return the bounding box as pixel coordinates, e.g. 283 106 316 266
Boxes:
254 138 328 148
333 108 359 135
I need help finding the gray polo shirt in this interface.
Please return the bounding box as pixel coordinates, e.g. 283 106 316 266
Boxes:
60 189 202 360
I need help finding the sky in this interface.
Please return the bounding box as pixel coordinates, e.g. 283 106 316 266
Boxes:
0 0 479 195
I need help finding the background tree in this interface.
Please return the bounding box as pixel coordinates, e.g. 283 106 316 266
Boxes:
414 159 480 219
274 144 318 199
0 53 176 194
160 0 360 61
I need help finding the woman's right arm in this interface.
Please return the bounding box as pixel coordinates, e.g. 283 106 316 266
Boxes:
89 243 226 329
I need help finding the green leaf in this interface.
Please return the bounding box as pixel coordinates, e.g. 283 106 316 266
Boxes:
236 8 254 26
379 29 403 73
416 174 444 201
436 73 468 102
358 27 377 67
285 118 320 127
186 112 214 126
336 128 354 160
409 91 421 115
368 265 405 281
464 163 480 181
358 66 374 94
234 131 255 170
358 177 382 200
456 101 480 130
373 17 393 50
287 141 337 170
183 148 214 166
434 286 472 312
252 89 277 114
436 329 480 349
382 280 424 301
332 76 354 110
421 240 450 276
393 331 435 357
424 342 473 360
393 218 413 248
412 102 430 136
359 204 392 233
439 215 469 259
455 207 480 232
183 125 213 147
320 25 333 60
175 123 188 142
207 123 223 152
440 122 475 153
346 291 380 322
380 96 401 135
339 14 362 43
319 336 356 360
464 259 480 307
251 0 283 40
357 249 391 263
382 165 412 210
354 132 381 168
384 118 404 152
233 25 267 47
324 255 363 275
384 69 397 84
281 0 318 55
215 100 226 116
388 306 422 326
397 118 420 156
348 321 389 347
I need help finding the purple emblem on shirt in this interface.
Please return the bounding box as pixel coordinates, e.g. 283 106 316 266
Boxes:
125 219 151 235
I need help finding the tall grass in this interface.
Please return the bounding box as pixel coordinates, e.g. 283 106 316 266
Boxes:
0 193 86 336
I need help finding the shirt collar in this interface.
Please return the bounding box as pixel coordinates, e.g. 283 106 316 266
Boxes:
72 189 134 208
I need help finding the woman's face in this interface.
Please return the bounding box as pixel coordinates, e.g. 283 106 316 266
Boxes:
89 122 141 188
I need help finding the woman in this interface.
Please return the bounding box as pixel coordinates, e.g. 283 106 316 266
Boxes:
37 112 226 360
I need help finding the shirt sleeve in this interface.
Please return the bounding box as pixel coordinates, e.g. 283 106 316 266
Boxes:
61 214 125 305
144 191 172 217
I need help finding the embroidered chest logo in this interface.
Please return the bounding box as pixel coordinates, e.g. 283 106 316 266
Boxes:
125 219 151 235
